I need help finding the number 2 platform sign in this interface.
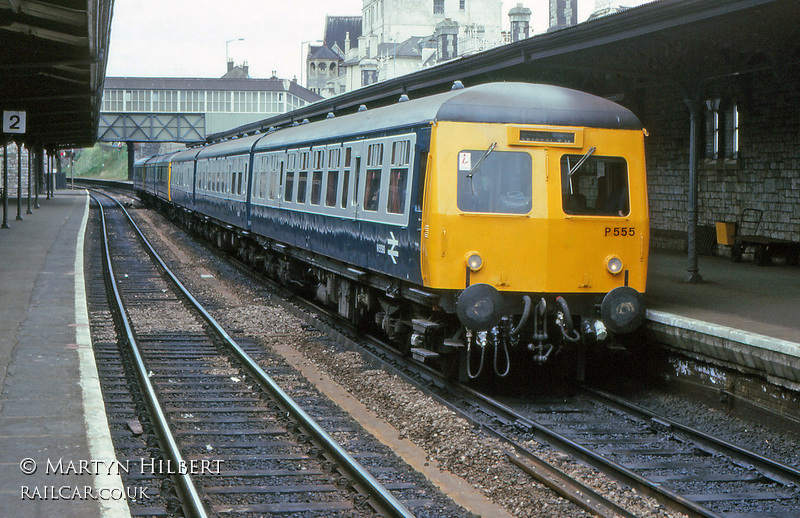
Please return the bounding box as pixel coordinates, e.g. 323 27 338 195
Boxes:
3 111 26 134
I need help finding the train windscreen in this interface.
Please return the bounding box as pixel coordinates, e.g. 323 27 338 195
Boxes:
456 148 532 214
561 154 629 217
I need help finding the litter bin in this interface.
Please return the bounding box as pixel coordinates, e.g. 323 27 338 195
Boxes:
715 222 736 245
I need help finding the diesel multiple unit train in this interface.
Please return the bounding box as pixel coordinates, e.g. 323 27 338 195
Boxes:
134 82 649 381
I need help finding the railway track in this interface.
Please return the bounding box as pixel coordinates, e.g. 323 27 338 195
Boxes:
106 188 800 518
244 276 800 518
320 322 800 518
86 191 425 517
489 387 800 518
332 319 800 518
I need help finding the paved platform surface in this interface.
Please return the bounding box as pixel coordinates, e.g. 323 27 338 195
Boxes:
646 250 800 345
645 249 800 387
0 188 797 516
0 191 128 517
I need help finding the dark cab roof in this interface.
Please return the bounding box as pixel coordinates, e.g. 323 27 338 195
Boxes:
249 82 641 152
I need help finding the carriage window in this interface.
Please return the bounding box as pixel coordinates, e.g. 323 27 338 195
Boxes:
284 171 294 202
391 140 411 166
329 148 341 169
456 149 532 214
341 170 350 209
259 171 268 199
367 143 383 166
325 171 338 207
561 154 629 216
387 168 407 214
268 161 281 200
353 157 361 207
364 169 381 212
310 171 323 205
297 171 308 203
313 149 324 170
341 147 352 209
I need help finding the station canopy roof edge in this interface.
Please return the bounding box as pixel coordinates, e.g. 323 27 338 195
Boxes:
209 0 800 143
1 0 114 149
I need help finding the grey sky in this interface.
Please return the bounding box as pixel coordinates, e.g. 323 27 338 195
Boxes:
105 1 604 81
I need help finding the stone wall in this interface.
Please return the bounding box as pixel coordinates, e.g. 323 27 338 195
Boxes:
640 70 800 253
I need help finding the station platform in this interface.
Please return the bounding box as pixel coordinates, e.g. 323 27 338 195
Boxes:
0 190 128 517
0 189 797 517
645 251 800 389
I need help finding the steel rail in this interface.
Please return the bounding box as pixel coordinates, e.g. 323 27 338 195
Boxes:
450 381 723 518
506 453 638 518
247 296 644 518
95 190 415 518
90 193 210 518
585 387 800 487
283 308 720 518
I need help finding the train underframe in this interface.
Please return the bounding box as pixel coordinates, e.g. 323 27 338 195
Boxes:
155 199 644 382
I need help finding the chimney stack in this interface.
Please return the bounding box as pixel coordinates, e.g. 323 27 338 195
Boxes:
434 19 459 61
509 4 532 42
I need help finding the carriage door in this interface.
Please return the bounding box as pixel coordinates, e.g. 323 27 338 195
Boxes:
346 141 364 221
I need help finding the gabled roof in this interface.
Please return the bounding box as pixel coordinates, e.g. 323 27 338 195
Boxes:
309 45 343 61
324 15 361 53
378 37 427 59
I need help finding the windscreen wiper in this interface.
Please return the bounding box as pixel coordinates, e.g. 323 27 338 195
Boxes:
466 142 497 179
467 142 497 195
568 146 596 177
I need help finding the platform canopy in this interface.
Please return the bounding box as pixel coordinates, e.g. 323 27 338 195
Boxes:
0 0 114 149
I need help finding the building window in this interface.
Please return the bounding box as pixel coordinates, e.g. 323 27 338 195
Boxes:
207 91 232 112
102 90 124 111
434 0 445 15
152 90 178 112
181 91 205 112
361 69 378 87
460 0 466 9
704 99 739 160
126 90 151 112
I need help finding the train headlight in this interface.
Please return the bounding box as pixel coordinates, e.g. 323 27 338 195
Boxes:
465 252 483 272
605 255 623 275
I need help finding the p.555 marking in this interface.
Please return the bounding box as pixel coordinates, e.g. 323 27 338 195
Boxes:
605 227 635 237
